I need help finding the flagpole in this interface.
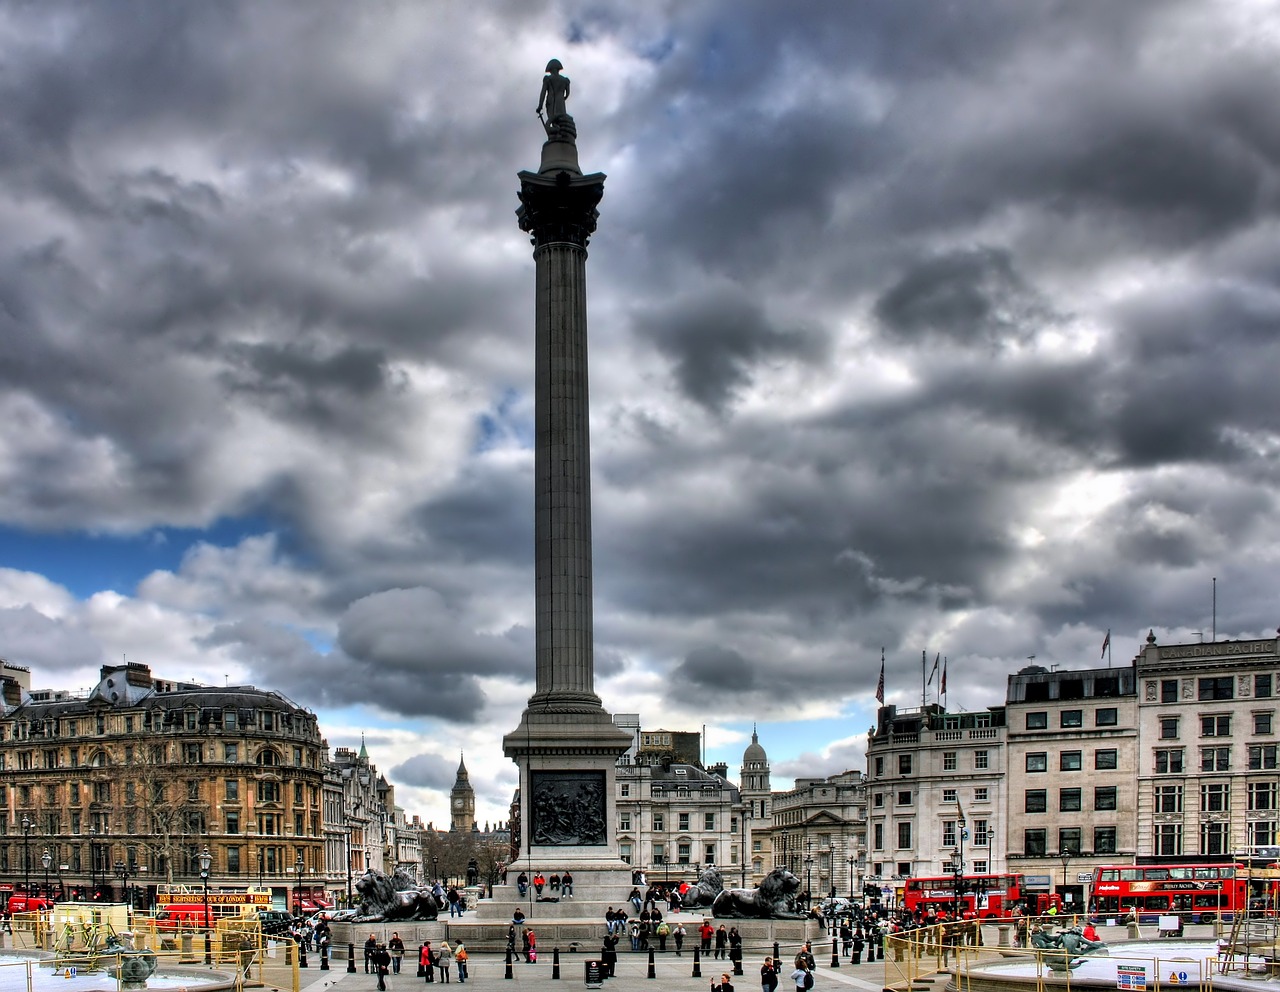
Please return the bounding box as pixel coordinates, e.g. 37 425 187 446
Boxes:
922 650 927 710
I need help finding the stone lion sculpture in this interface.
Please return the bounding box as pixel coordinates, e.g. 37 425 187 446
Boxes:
712 867 804 919
351 869 443 921
681 865 725 909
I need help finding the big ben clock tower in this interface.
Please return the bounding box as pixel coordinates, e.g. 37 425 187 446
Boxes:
449 753 476 832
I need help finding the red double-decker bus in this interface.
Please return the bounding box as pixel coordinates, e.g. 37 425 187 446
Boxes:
902 873 1038 919
1087 863 1269 923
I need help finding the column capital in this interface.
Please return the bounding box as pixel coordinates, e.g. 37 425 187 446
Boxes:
517 169 606 249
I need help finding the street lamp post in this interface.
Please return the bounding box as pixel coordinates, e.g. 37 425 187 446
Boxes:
41 849 52 900
432 856 439 884
804 855 814 908
21 815 32 899
199 846 212 965
295 854 305 916
1058 849 1073 909
257 849 265 892
115 860 136 910
847 857 856 901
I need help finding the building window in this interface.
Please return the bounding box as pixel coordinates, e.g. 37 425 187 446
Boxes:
1026 712 1048 730
619 813 632 831
975 787 989 802
620 844 632 864
1025 790 1047 813
1155 823 1182 857
1250 745 1279 770
898 754 912 774
896 822 912 849
942 788 957 803
1095 786 1118 810
874 757 884 776
183 743 202 763
972 860 988 874
1257 674 1273 699
1249 782 1277 810
1058 827 1082 853
1059 789 1082 812
1255 713 1274 735
652 843 665 864
943 752 957 771
1201 715 1231 737
678 842 691 862
226 812 240 834
1160 717 1179 739
225 779 239 800
1026 753 1048 773
896 790 912 806
873 793 884 808
1094 826 1118 854
705 813 715 830
1200 747 1230 772
1198 676 1234 701
1155 749 1184 774
227 847 241 874
653 814 664 832
973 819 989 846
224 744 238 762
1201 783 1230 812
1060 751 1083 771
1095 707 1118 727
1155 784 1184 813
678 813 689 831
257 781 280 803
1095 749 1118 770
1061 710 1083 728
974 750 989 770
620 784 630 797
873 823 883 850
1161 679 1178 703
224 710 237 730
1201 820 1230 856
943 821 956 847
1024 829 1047 856
1250 821 1277 847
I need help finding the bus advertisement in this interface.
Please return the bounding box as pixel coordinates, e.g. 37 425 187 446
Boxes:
1086 863 1274 923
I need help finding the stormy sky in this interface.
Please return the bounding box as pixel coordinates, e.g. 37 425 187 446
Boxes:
2 1 1279 827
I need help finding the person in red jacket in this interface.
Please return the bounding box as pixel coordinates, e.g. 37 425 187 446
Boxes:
700 921 715 951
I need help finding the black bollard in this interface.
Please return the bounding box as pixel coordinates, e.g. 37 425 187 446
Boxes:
321 947 330 971
692 947 702 978
830 941 839 969
347 943 357 973
552 947 561 980
505 948 514 980
733 955 743 977
773 941 781 966
299 940 308 968
647 948 656 979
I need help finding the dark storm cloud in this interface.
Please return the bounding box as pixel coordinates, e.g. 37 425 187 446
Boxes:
874 248 1055 349
636 292 826 413
390 753 458 791
673 645 756 693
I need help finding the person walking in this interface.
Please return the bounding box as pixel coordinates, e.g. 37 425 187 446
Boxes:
729 927 742 967
389 933 405 974
674 922 686 955
419 942 434 983
365 934 379 974
526 928 538 963
761 957 779 992
373 943 391 992
715 924 729 960
435 942 452 983
791 961 813 992
454 942 468 983
701 921 715 952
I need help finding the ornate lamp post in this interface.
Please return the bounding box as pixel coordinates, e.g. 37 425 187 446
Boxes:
952 847 964 919
1058 848 1073 908
295 854 305 915
41 849 51 900
847 856 856 901
88 827 98 900
804 854 814 907
257 849 265 892
199 846 212 965
432 855 439 884
20 815 32 899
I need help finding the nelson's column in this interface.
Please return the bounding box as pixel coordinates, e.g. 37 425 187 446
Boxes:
501 60 632 885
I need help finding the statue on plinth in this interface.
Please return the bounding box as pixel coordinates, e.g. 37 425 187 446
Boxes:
537 59 577 141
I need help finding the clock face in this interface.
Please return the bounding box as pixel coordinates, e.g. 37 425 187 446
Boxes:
453 799 462 807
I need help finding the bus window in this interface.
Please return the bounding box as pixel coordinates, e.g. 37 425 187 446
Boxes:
1143 895 1170 910
1194 868 1217 879
1172 895 1193 911
1147 869 1169 880
1100 870 1119 882
1169 867 1191 880
1121 869 1143 881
